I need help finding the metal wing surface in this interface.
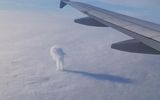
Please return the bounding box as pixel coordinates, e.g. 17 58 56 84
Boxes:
60 0 160 52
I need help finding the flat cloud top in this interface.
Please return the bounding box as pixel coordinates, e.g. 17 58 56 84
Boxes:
0 10 160 100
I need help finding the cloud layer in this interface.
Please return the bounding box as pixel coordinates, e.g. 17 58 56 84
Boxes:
0 10 160 100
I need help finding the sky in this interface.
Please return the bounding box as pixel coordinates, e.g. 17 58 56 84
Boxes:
0 0 160 23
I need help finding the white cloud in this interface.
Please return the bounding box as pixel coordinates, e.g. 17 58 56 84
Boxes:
0 10 160 100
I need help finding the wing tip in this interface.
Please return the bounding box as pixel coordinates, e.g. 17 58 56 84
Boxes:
60 0 69 8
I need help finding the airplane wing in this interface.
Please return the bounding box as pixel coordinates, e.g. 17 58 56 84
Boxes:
60 0 160 52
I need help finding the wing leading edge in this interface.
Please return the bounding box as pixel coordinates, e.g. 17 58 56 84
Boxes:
60 0 160 52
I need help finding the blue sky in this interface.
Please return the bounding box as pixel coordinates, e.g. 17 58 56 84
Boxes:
0 0 160 23
0 0 59 11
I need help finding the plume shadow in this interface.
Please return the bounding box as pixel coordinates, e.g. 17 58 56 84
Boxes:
111 39 160 55
64 69 134 84
74 17 107 27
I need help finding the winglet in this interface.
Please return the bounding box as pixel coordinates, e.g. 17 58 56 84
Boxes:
60 0 69 8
